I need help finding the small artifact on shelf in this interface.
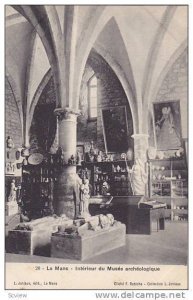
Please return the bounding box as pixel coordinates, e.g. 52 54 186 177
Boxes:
152 175 156 180
6 136 15 159
121 153 126 160
175 147 184 158
127 148 133 161
68 155 75 165
156 151 164 160
147 147 156 159
101 181 110 196
76 151 82 165
87 140 95 162
28 153 44 165
21 147 30 157
6 162 15 175
97 151 103 162
7 136 14 149
116 165 121 172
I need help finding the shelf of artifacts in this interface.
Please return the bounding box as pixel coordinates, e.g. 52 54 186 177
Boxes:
21 160 56 219
81 160 133 197
148 158 188 221
171 197 188 221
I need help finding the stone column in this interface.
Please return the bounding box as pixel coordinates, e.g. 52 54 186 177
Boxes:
53 107 80 218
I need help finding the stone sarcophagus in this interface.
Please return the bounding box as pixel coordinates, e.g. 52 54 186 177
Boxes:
7 216 73 255
51 214 126 261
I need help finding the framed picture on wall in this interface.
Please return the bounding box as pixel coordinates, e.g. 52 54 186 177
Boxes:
101 106 129 153
152 100 182 150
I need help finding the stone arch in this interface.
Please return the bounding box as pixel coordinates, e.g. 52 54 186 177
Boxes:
74 13 139 135
12 5 61 106
5 75 23 147
93 44 138 134
28 68 53 130
73 7 115 109
142 6 177 105
5 72 23 136
149 40 187 107
147 40 187 146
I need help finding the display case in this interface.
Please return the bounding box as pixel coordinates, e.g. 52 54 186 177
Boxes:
81 160 133 197
21 161 55 219
149 158 188 221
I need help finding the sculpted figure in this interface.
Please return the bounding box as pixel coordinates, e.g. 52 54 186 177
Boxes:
130 158 148 195
8 179 17 202
80 178 90 217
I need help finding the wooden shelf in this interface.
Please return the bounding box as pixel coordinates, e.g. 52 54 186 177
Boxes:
172 209 188 214
81 160 133 196
149 157 188 221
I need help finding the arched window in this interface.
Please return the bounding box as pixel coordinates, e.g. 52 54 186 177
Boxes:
88 75 97 120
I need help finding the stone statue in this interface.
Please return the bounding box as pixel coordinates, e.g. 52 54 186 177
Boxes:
129 158 148 195
79 178 90 217
8 179 17 202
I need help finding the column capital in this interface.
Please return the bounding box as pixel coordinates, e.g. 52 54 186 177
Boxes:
54 107 80 121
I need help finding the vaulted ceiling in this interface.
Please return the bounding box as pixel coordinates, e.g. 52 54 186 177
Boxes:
5 5 187 144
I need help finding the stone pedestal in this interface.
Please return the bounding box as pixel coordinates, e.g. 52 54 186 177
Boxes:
5 201 18 217
51 223 126 261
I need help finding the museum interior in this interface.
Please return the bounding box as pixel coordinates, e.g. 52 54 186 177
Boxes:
5 5 188 264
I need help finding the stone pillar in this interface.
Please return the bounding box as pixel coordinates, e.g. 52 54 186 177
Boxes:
131 134 149 196
53 108 80 218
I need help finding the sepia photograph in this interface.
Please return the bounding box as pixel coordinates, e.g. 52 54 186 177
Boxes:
4 4 188 291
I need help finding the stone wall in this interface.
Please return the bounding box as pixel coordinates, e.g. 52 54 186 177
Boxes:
29 77 56 153
77 65 96 148
29 51 134 154
5 77 22 148
78 50 134 153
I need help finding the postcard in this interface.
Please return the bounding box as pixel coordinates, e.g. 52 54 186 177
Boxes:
4 3 189 297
